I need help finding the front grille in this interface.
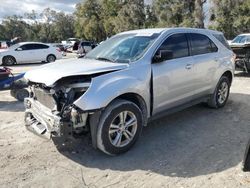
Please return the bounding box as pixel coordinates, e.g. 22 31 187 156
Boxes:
33 88 56 110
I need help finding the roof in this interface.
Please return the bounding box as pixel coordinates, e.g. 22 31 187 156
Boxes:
18 42 49 45
118 27 222 36
238 33 250 36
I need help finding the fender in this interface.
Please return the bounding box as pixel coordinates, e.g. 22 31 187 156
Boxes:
74 64 152 115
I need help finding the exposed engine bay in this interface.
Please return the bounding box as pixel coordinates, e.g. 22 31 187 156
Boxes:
24 76 92 138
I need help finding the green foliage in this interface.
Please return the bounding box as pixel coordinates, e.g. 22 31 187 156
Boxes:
211 0 250 39
113 0 146 32
0 9 75 43
0 0 249 42
153 0 196 27
0 15 30 41
75 0 106 41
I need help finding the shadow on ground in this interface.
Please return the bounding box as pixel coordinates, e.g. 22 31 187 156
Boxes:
0 100 24 112
53 93 250 178
234 71 250 78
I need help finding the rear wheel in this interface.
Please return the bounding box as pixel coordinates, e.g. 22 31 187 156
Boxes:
96 99 143 155
207 76 230 108
47 55 56 63
3 56 16 66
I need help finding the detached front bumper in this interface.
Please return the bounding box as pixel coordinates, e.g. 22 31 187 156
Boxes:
24 98 71 139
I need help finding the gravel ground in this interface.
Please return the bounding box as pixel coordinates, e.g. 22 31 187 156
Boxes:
0 68 250 188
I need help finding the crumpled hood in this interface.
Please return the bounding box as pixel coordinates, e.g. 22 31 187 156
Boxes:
25 58 128 86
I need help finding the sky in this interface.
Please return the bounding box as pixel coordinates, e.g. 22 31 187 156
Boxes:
0 0 82 20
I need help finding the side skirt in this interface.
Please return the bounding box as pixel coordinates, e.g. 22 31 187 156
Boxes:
148 96 210 123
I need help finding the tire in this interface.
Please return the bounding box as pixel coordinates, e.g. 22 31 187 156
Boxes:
207 76 230 108
3 56 16 66
15 89 29 101
243 138 250 171
96 99 143 155
10 90 17 98
46 55 56 63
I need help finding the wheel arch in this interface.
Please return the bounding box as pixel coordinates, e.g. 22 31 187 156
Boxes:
2 55 16 65
222 70 233 86
112 92 148 126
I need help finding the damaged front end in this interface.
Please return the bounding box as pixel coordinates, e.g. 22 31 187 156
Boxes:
24 76 92 139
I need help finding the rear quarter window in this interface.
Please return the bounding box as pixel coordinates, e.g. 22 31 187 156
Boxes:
189 33 218 55
213 34 231 50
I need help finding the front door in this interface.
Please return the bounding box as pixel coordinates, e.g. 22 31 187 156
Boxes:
152 33 196 115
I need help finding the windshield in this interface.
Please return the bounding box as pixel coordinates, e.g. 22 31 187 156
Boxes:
85 33 160 63
232 35 250 44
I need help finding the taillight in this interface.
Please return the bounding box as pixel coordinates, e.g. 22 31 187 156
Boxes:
56 48 61 52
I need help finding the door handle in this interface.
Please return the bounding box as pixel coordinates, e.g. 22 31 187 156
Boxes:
185 64 192 70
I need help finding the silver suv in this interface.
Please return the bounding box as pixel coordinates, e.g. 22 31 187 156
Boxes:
24 28 234 155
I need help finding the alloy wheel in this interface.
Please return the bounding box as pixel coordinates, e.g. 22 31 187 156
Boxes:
108 111 138 148
217 81 229 104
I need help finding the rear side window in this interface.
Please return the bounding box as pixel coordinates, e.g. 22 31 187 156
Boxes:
189 33 218 55
81 42 91 46
33 44 49 49
213 34 231 50
20 44 35 50
20 44 49 50
158 33 189 60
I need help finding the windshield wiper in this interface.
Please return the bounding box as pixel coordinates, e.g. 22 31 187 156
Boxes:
96 57 116 63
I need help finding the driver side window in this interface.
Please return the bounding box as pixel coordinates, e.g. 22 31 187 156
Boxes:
157 33 189 61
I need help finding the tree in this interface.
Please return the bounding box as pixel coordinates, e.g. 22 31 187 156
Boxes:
145 4 157 28
0 15 29 41
232 0 250 35
210 0 236 38
194 0 206 28
210 0 250 39
101 0 122 37
39 8 57 42
53 12 75 42
114 0 146 32
153 0 196 27
75 0 105 41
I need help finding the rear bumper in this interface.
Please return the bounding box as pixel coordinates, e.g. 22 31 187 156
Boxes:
24 98 69 138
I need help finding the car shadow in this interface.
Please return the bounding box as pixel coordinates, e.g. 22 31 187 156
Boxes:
11 62 45 67
0 100 24 112
235 71 250 78
53 93 250 178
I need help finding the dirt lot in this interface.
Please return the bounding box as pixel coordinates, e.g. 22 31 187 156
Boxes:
0 64 250 188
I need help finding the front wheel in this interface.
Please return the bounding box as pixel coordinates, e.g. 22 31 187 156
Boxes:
207 76 230 108
3 56 16 66
96 99 143 155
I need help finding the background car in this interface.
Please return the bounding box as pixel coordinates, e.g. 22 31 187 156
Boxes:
230 34 250 45
230 34 250 72
77 41 97 56
0 41 8 49
50 43 67 56
0 42 62 66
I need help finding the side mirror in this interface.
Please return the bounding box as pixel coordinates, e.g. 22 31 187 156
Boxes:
16 47 23 51
153 50 173 63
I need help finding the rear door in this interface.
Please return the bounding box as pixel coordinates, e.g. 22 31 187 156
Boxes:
188 33 219 94
152 33 197 115
32 44 50 62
